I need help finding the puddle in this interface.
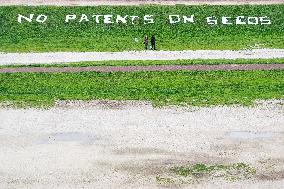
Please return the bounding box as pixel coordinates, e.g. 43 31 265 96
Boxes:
227 131 273 140
38 132 97 145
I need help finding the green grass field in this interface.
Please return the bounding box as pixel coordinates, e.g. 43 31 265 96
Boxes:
0 70 283 107
0 5 283 107
0 5 283 52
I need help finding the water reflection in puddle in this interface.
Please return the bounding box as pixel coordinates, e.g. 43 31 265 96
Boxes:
227 131 273 140
38 132 97 145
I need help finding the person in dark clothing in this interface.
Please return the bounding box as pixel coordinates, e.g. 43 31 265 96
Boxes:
143 35 148 50
151 34 156 50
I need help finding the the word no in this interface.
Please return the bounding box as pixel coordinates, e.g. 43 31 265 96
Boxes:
18 14 48 23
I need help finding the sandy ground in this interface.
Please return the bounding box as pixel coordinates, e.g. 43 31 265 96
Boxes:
1 0 283 6
0 100 283 188
1 49 284 66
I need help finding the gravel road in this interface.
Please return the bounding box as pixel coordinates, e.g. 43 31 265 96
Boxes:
0 100 284 188
1 0 283 6
1 49 284 66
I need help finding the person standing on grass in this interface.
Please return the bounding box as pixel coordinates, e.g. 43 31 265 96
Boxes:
151 34 156 50
143 35 149 50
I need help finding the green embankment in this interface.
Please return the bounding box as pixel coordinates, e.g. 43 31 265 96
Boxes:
0 70 283 107
0 5 283 52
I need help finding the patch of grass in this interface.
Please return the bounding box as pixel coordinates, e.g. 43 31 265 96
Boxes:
171 162 256 181
1 58 284 68
156 176 175 185
0 5 283 52
0 70 283 107
156 163 256 186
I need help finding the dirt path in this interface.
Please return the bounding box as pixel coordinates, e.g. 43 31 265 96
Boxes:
0 64 283 73
1 0 283 6
1 49 284 66
0 100 283 189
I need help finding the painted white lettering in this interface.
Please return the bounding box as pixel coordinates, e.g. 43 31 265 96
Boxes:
144 15 154 24
104 15 114 24
183 15 194 23
35 14 47 23
92 15 103 23
206 16 217 25
259 16 271 25
65 15 76 22
248 17 258 25
116 15 128 24
169 15 180 24
222 17 232 25
18 14 34 23
79 14 89 22
236 16 246 25
130 16 139 24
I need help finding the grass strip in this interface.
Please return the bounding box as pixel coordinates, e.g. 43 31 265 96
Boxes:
0 70 283 107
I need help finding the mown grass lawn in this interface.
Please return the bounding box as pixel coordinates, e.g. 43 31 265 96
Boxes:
0 70 283 107
0 5 283 52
